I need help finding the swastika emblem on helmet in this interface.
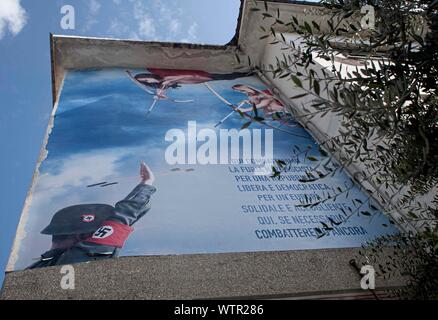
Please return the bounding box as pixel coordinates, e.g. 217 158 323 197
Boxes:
81 214 95 223
92 226 114 239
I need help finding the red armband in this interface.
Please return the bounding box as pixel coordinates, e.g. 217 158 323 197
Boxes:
86 221 133 248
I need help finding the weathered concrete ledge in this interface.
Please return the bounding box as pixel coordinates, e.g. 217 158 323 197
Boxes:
1 248 402 300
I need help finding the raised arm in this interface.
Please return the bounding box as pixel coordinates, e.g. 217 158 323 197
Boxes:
110 162 156 226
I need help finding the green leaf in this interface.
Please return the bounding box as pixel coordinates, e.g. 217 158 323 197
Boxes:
343 11 354 19
321 222 333 230
313 79 320 95
241 121 251 129
280 33 286 42
312 21 320 31
291 75 302 88
290 93 308 99
304 21 312 34
349 24 358 32
292 16 298 25
318 147 328 157
328 217 342 226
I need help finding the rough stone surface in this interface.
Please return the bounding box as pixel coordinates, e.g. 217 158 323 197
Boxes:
1 249 402 300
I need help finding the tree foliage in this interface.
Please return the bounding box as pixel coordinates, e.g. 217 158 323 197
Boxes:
245 0 438 299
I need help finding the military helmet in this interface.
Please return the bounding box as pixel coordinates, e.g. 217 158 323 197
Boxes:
41 204 115 235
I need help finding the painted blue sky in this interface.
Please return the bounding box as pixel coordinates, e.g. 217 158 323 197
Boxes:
0 0 242 285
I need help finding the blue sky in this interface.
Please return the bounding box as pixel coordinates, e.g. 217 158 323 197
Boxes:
0 0 241 285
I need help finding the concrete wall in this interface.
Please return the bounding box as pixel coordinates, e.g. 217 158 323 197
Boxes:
258 33 409 230
1 1 409 300
1 249 401 300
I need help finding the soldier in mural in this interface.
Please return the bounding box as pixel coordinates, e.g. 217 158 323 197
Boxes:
28 162 156 269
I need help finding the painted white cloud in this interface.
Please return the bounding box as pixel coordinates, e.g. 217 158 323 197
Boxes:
89 0 101 15
0 0 27 39
108 18 130 38
169 19 180 34
138 15 156 38
188 22 198 40
82 0 102 32
129 0 157 40
180 22 199 43
104 0 200 42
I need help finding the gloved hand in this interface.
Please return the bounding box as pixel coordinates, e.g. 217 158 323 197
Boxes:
140 162 155 186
